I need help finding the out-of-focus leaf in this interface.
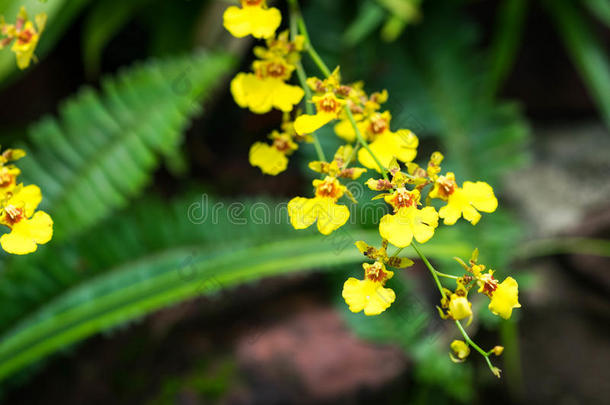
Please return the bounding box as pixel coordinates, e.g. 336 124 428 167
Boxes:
485 0 528 97
544 0 610 130
0 191 469 382
81 0 151 78
381 14 407 42
18 51 235 241
343 0 386 47
376 0 421 22
583 0 610 27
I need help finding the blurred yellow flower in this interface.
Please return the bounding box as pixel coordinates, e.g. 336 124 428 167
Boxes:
249 142 288 175
294 92 345 134
0 7 47 69
223 0 281 39
449 340 470 363
0 185 53 254
358 129 418 172
448 294 472 321
231 72 304 114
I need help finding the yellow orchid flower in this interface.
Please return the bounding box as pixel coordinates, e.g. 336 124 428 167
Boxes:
249 142 288 175
358 129 418 172
223 0 281 39
378 188 438 247
342 261 396 316
447 294 473 321
0 165 20 197
249 125 299 175
488 276 521 320
231 72 304 114
294 92 345 134
308 145 367 180
0 7 47 70
449 340 470 363
0 184 53 254
287 176 350 235
430 172 498 225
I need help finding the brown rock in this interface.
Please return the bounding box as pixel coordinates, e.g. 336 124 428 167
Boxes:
235 304 407 403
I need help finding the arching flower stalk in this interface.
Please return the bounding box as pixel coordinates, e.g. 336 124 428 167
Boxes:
222 0 521 377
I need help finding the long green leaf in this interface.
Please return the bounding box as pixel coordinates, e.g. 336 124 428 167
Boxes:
544 0 610 130
484 0 528 97
0 215 469 381
81 0 151 77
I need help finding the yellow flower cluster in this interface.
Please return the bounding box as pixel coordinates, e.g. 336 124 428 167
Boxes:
0 148 53 254
287 146 364 234
231 30 305 114
222 0 521 377
0 6 46 70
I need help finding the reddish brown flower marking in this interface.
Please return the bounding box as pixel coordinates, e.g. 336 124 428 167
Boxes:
365 262 388 282
0 172 15 188
16 28 33 45
391 189 415 210
265 62 286 78
315 179 342 199
273 137 290 152
435 175 456 198
243 0 263 6
317 95 339 113
481 276 498 297
375 179 393 190
369 115 388 135
3 205 23 227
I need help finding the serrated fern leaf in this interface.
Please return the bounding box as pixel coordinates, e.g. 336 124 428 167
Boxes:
17 51 235 241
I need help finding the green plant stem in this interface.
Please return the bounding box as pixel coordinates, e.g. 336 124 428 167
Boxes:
289 1 326 162
411 242 445 298
341 143 360 169
295 62 326 162
500 319 525 399
288 0 331 77
290 0 390 176
345 108 389 180
455 320 497 375
435 271 459 280
413 242 500 376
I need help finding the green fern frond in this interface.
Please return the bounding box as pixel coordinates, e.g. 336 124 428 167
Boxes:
17 51 235 241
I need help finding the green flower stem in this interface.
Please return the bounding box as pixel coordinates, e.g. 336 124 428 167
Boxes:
435 271 459 280
345 107 389 180
392 246 404 257
289 1 326 162
411 242 446 299
413 242 499 376
288 0 331 77
290 0 500 378
342 143 360 169
290 0 388 178
455 320 498 376
295 62 327 162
